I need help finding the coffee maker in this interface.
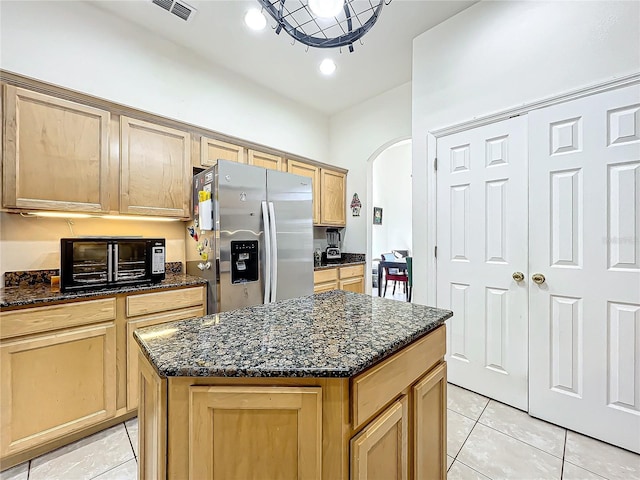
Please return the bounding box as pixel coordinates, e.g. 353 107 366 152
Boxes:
325 229 342 260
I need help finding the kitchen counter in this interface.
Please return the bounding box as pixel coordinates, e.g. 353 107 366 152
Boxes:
313 252 365 271
0 272 207 309
135 290 451 378
135 291 451 479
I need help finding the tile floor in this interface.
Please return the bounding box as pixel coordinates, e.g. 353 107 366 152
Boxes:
2 385 639 479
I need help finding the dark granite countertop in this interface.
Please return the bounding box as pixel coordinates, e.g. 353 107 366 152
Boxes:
134 290 452 379
314 252 366 271
314 260 365 271
0 273 208 309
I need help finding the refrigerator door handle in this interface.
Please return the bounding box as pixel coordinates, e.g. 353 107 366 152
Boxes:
268 201 278 303
262 201 271 304
107 244 113 282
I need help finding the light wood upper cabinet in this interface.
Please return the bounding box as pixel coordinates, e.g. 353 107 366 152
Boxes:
2 86 111 212
287 159 320 224
120 116 191 218
320 169 346 226
0 322 116 457
189 386 322 479
351 396 409 480
247 149 282 171
200 137 244 167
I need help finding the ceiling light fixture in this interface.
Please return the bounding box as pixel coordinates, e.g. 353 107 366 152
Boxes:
319 59 336 75
308 0 344 19
245 8 267 30
256 0 389 53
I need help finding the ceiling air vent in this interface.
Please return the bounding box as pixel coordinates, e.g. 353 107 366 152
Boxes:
151 0 196 22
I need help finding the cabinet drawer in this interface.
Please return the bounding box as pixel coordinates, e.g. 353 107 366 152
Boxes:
314 268 338 284
351 326 445 429
339 264 364 279
0 298 116 339
314 282 338 293
126 286 204 318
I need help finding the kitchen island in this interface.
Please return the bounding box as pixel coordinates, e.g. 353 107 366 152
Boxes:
135 291 452 480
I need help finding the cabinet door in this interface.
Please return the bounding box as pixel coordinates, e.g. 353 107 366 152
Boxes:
120 116 191 217
288 159 320 224
320 169 346 226
314 281 338 293
2 86 110 212
200 137 244 167
339 276 364 293
248 149 282 171
413 362 447 480
189 386 322 479
0 323 116 456
351 396 408 480
126 306 204 411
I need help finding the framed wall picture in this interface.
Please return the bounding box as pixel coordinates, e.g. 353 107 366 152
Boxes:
373 207 383 225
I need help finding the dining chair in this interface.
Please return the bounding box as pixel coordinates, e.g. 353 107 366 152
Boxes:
381 253 409 298
405 256 413 302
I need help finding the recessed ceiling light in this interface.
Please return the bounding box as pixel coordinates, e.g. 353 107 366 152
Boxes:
308 0 344 19
244 8 266 31
319 58 336 76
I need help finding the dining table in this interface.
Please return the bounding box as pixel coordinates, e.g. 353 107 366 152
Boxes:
377 258 408 298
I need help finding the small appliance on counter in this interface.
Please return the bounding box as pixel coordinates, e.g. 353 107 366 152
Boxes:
60 237 165 292
325 228 342 260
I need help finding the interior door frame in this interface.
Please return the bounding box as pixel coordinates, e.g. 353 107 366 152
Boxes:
424 72 640 308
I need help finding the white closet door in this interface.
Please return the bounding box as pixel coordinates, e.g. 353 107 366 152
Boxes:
437 116 529 410
529 84 640 453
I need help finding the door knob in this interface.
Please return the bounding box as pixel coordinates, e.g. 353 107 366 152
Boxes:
532 273 546 285
512 272 524 282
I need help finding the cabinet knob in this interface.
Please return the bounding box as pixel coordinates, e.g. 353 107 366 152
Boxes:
512 272 525 282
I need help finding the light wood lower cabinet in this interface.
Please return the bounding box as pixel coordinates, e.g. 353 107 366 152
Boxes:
138 324 446 479
189 386 322 479
0 284 205 469
351 397 408 480
0 323 116 457
314 264 365 294
413 362 447 480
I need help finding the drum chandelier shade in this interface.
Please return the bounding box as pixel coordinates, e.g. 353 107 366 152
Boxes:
256 0 388 52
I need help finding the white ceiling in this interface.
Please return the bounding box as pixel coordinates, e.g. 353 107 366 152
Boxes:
89 0 476 115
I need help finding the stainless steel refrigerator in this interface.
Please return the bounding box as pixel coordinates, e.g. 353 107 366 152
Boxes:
187 160 313 314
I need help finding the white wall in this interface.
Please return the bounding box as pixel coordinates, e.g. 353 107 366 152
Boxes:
372 141 412 259
0 0 329 160
412 0 640 304
329 82 412 254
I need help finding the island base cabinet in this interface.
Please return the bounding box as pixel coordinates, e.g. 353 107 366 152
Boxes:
138 352 167 480
0 323 116 458
413 363 447 480
189 386 323 480
351 396 408 480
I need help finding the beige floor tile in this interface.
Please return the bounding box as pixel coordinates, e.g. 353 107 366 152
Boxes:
562 462 606 480
0 462 28 480
448 409 475 457
125 417 139 457
29 424 134 480
565 431 640 480
458 423 562 479
479 400 566 457
92 459 138 480
448 455 455 470
447 384 489 420
448 461 491 480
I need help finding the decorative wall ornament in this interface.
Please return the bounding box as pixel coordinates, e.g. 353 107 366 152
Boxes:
350 193 362 216
373 207 383 225
256 0 389 53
